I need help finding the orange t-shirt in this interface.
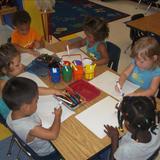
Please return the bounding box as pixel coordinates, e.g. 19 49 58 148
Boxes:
11 28 41 49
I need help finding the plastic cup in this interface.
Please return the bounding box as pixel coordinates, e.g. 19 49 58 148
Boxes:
72 60 82 66
63 61 71 66
49 68 60 83
73 65 83 80
84 64 95 80
82 58 93 67
62 66 72 82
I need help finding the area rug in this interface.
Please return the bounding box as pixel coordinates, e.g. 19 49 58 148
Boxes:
48 0 129 38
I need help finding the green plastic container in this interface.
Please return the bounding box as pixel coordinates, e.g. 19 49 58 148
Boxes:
62 66 72 82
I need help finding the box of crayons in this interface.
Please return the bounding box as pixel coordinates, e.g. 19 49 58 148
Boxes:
55 87 85 110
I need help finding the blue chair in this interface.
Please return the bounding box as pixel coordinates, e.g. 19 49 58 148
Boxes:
106 41 121 72
0 113 63 160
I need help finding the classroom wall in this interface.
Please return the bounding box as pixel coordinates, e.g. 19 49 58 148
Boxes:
23 0 43 36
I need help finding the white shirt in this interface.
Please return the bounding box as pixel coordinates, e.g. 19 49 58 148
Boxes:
114 124 160 160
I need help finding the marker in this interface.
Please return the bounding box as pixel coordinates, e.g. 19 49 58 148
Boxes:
56 96 73 105
116 81 124 97
66 45 70 55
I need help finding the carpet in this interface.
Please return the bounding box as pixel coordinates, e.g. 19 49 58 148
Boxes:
48 0 129 38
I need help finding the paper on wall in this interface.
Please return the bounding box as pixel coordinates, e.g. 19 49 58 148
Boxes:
90 71 140 100
76 96 118 139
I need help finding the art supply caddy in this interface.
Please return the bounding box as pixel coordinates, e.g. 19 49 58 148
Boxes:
54 79 101 110
27 53 99 110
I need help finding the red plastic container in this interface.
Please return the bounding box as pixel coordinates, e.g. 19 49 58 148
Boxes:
69 79 101 102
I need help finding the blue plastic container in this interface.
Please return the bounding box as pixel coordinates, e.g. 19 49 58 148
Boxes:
50 68 60 83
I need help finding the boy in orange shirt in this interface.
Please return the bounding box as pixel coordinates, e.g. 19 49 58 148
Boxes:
11 10 44 56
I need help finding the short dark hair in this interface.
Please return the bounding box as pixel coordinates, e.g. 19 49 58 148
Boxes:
0 43 19 76
120 96 156 134
12 10 31 26
83 16 109 41
2 77 38 111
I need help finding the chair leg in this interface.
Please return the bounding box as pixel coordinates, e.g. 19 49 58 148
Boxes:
16 148 22 160
124 44 131 54
136 0 143 9
145 2 153 14
7 135 15 157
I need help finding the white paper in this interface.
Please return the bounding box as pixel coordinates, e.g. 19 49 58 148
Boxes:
56 48 89 62
18 72 75 127
90 71 140 100
21 53 36 66
36 48 54 55
36 95 75 128
76 96 118 139
18 72 48 87
21 48 54 66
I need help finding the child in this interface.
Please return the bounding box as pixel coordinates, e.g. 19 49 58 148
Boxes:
3 77 62 159
68 16 109 65
116 36 160 96
104 96 160 160
0 43 63 119
11 10 44 56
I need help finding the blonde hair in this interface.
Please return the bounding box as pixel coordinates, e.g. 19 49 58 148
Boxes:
131 37 160 67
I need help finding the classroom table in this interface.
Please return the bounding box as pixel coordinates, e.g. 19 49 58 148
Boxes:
126 12 160 36
42 41 160 160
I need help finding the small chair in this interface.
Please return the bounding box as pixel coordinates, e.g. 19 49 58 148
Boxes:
125 13 148 54
147 147 160 160
136 0 158 13
106 41 121 72
0 113 63 160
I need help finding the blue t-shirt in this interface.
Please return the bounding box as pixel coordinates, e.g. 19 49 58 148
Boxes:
0 98 10 119
86 41 102 60
128 60 160 89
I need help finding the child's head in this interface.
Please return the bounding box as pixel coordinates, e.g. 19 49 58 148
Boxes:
83 16 109 43
2 77 38 115
119 96 156 136
0 43 23 77
13 10 31 35
131 36 160 70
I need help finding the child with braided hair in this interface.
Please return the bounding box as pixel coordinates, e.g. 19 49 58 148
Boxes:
104 96 160 160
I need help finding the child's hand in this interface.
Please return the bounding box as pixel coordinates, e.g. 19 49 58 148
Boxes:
115 84 120 93
29 49 40 57
33 41 41 49
54 106 62 118
54 89 65 96
104 125 119 140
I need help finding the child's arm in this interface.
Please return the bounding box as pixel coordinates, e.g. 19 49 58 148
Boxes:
13 44 40 56
68 38 86 49
33 38 45 49
29 107 62 140
38 87 64 96
129 76 160 96
93 43 109 65
115 63 134 92
0 80 6 93
104 125 119 160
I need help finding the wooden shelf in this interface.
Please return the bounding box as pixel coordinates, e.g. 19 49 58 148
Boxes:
0 6 17 16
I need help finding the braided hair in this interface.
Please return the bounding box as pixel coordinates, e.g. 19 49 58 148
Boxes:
118 96 157 139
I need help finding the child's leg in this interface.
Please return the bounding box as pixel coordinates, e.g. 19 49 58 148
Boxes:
90 146 111 160
39 150 63 160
